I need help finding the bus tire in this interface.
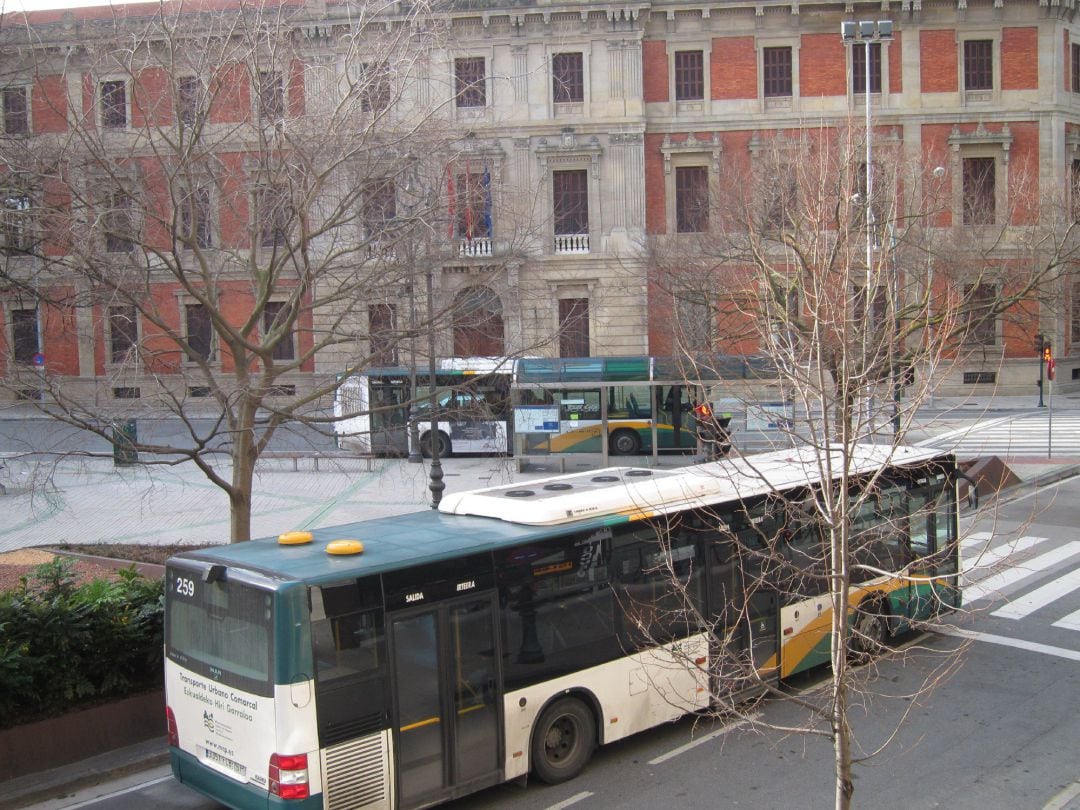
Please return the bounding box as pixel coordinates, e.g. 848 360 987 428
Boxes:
610 429 640 456
531 697 596 784
850 599 888 662
420 431 451 459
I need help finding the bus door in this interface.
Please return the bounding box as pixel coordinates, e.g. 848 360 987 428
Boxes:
370 378 410 455
389 594 502 808
904 475 959 621
707 536 779 699
656 386 695 449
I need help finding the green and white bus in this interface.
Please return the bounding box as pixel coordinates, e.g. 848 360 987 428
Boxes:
164 444 960 809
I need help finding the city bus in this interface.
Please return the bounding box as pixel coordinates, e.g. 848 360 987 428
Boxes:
512 355 771 457
333 358 514 457
164 444 959 810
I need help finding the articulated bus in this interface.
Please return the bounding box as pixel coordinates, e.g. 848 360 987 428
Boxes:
333 358 513 457
512 355 771 456
164 444 959 810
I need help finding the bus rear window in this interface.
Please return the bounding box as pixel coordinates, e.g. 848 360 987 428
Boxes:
166 565 273 696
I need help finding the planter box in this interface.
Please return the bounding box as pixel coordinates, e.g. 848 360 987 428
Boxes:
0 689 164 782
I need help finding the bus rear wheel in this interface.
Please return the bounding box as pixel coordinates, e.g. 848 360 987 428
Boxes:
610 429 641 456
531 697 596 784
420 431 451 459
850 600 888 662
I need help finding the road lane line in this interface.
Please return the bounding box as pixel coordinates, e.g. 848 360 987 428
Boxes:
961 531 993 550
938 628 1080 662
991 569 1080 619
963 541 1080 602
55 775 173 809
1044 780 1080 810
545 791 594 810
648 713 758 766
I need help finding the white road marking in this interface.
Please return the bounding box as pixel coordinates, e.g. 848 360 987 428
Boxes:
49 774 173 810
991 570 1080 620
648 714 758 766
962 535 1046 575
961 531 993 550
939 628 1080 662
1044 780 1080 810
963 541 1080 603
1051 606 1080 633
545 791 594 810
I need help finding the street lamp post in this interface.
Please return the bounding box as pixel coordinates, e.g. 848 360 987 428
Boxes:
841 19 894 432
426 270 444 509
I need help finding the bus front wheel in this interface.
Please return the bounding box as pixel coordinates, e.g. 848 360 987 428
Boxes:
610 429 641 456
420 431 451 459
531 697 596 784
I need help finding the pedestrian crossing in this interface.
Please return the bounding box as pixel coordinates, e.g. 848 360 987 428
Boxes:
961 531 1080 638
922 412 1080 457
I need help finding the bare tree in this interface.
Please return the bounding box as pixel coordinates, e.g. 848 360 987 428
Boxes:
643 123 1076 808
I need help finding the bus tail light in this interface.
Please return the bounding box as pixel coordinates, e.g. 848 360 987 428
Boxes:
269 753 309 800
166 706 179 747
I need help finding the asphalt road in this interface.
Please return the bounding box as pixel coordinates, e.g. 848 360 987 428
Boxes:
34 475 1080 810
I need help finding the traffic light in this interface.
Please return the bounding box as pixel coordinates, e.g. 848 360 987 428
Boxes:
1043 343 1052 363
1034 333 1045 354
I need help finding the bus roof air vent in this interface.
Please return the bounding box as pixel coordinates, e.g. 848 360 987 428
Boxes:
278 531 313 545
326 539 364 555
543 483 573 491
505 490 536 497
626 470 653 477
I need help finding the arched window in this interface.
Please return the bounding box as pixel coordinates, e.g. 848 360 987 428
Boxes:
452 286 504 356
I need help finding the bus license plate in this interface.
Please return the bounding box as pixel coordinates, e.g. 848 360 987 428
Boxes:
198 746 248 779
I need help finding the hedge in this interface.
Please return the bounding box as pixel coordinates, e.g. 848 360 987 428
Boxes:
0 557 164 729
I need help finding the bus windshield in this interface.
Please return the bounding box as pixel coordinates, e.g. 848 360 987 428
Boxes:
165 565 274 697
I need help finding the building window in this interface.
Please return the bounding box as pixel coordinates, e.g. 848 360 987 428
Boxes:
1072 160 1080 223
1073 43 1080 93
851 42 882 94
1072 283 1080 345
108 304 137 364
177 76 204 127
963 40 993 91
962 157 996 225
185 303 213 362
368 303 397 365
454 57 486 108
674 51 704 101
452 286 504 357
2 192 33 255
675 165 709 233
963 283 997 345
853 285 888 332
359 61 391 113
104 192 135 253
552 53 584 104
263 301 295 361
362 179 397 241
2 87 28 135
553 169 588 236
180 185 212 249
100 80 127 128
257 70 285 122
11 308 39 365
454 170 491 240
558 298 589 357
763 47 793 98
256 185 291 248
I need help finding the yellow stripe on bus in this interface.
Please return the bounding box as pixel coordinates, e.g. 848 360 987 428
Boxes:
400 717 441 732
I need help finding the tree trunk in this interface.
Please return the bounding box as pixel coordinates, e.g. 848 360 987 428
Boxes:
229 423 257 543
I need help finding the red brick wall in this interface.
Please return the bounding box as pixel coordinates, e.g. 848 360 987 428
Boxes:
800 33 846 97
288 59 306 117
642 40 669 103
920 30 957 92
209 62 248 124
711 36 756 99
1006 121 1040 225
31 75 67 133
644 133 666 234
1002 27 1038 90
131 66 169 128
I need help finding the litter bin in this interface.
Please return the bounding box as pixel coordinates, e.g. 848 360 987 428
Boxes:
112 419 138 466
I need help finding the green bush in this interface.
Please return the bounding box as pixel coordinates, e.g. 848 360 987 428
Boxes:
0 558 164 729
